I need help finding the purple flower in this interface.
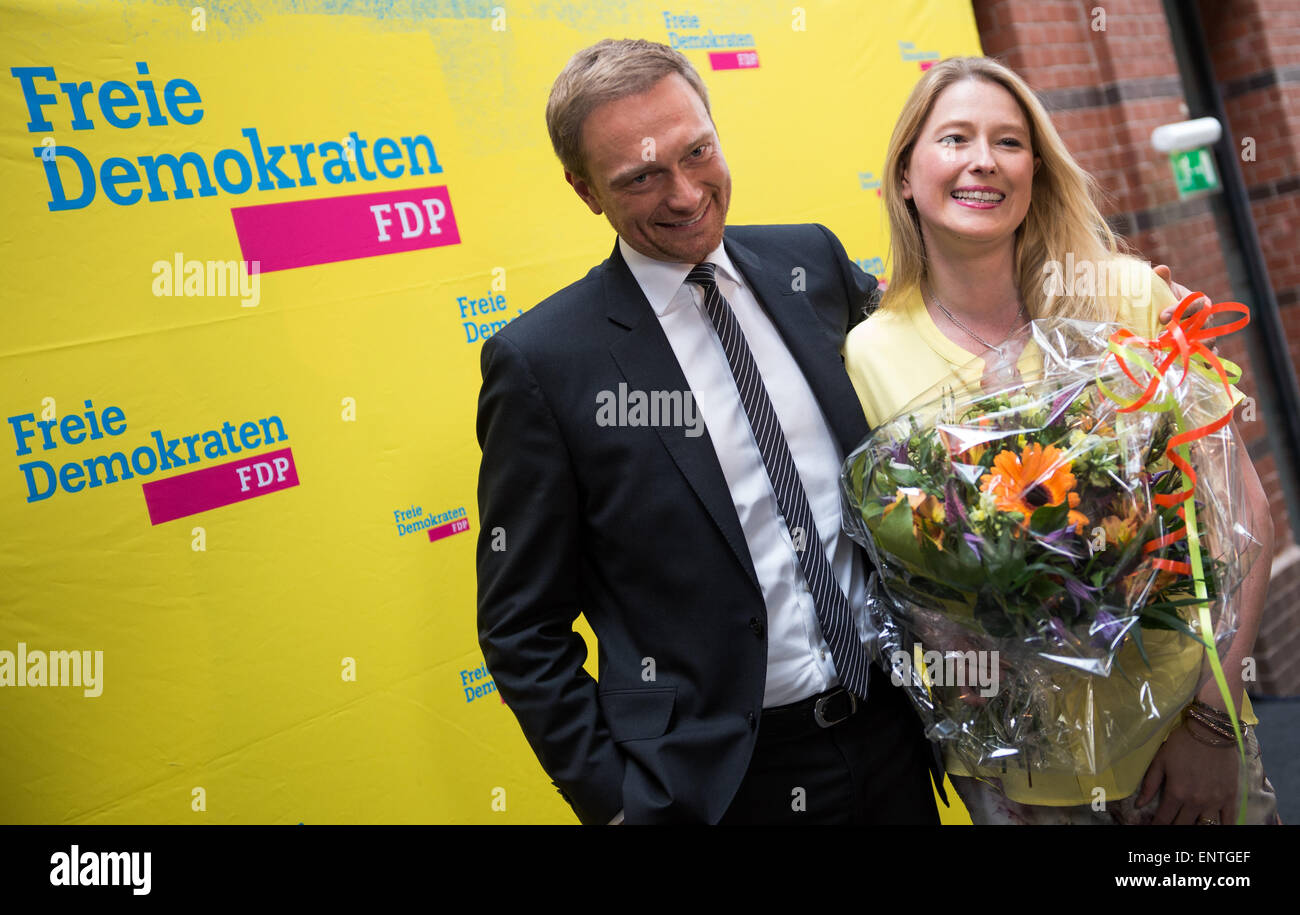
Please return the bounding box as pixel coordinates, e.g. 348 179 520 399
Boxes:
1065 577 1098 602
1047 382 1087 427
1038 526 1084 560
1091 609 1126 650
944 480 969 526
1048 616 1069 643
1064 576 1099 618
962 533 983 560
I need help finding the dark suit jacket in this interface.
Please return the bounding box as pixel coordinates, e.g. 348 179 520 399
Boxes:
475 223 925 824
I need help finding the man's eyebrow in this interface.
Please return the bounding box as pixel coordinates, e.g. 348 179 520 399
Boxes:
611 161 655 185
680 130 715 152
609 131 717 185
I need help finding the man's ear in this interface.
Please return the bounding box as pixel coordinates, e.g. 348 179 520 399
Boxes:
565 171 603 216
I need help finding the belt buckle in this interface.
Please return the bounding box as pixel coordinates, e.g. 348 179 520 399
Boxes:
813 689 856 728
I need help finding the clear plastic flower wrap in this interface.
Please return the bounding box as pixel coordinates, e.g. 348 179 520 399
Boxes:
842 315 1261 780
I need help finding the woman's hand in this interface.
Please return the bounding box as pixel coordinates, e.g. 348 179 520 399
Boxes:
1136 721 1240 824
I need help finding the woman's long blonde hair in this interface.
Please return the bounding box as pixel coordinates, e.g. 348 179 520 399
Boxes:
880 56 1132 322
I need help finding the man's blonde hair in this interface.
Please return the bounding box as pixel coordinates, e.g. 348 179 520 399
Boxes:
546 39 712 181
881 56 1135 322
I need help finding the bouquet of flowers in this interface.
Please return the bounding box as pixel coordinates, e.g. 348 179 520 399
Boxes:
842 313 1259 778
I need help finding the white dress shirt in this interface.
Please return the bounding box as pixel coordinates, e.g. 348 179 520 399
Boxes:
618 236 868 709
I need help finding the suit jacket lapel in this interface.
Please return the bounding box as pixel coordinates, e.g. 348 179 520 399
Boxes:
724 235 870 456
603 241 762 595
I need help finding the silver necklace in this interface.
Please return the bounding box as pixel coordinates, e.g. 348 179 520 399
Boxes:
926 284 1027 350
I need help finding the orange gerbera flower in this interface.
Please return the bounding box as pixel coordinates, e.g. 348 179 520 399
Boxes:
979 442 1089 532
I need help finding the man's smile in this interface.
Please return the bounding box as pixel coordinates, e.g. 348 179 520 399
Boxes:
658 201 710 229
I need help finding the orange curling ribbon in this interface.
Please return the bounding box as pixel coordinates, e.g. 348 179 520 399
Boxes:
1101 291 1249 513
1097 291 1252 823
1105 291 1248 406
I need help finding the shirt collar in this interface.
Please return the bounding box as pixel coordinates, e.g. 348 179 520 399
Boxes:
618 236 742 317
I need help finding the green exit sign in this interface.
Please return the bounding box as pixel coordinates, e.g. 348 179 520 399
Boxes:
1170 147 1220 197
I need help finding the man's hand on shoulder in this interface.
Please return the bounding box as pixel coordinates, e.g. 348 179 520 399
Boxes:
813 223 878 331
1154 263 1211 324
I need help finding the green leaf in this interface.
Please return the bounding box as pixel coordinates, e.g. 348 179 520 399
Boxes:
1130 623 1150 668
872 499 926 570
888 465 922 487
849 455 867 497
1025 577 1064 602
1140 605 1210 645
1029 500 1070 534
919 537 983 593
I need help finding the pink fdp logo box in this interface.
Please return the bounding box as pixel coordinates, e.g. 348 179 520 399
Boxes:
142 446 299 524
428 517 470 543
709 50 759 70
231 186 461 272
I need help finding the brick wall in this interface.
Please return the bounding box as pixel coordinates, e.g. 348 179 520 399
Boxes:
972 0 1300 695
1201 0 1300 698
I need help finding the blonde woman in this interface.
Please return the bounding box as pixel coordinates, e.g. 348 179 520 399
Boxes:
844 57 1278 825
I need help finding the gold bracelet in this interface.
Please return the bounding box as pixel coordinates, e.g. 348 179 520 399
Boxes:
1182 716 1237 747
1185 716 1234 741
1189 698 1236 727
1185 704 1237 739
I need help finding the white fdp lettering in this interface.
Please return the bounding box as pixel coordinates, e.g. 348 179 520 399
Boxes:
236 456 290 492
370 198 448 242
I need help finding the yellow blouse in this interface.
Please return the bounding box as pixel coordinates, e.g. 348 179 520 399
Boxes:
842 263 1256 805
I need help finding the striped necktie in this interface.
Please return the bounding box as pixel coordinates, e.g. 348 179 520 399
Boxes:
686 261 871 700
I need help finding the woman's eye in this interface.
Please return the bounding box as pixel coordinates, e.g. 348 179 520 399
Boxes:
999 138 1023 147
940 135 961 146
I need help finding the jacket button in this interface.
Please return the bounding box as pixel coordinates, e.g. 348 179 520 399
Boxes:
747 711 756 729
748 617 765 638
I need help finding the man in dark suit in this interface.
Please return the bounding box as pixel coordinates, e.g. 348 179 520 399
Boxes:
475 38 942 824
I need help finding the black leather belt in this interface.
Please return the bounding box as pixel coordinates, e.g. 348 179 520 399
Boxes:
760 686 858 735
